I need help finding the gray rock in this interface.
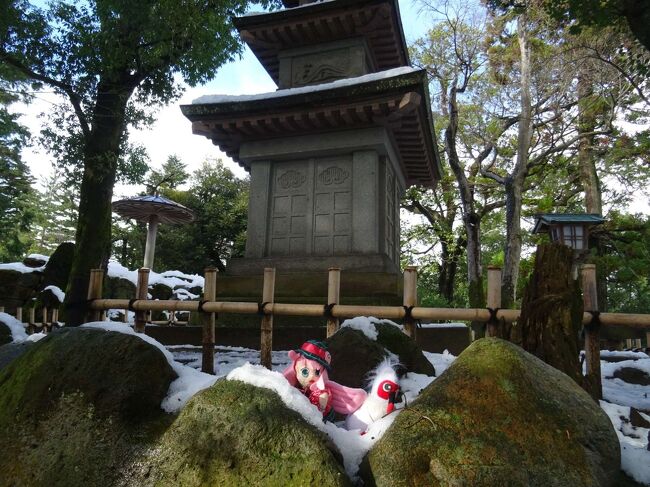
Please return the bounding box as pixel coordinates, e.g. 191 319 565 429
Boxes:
42 242 75 290
326 321 435 389
0 268 42 309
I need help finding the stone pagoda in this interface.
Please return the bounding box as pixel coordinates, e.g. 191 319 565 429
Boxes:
181 0 441 306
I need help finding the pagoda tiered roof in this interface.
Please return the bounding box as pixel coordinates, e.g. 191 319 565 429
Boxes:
234 0 409 85
181 67 442 187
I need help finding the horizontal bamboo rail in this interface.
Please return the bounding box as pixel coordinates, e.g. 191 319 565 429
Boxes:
86 298 650 328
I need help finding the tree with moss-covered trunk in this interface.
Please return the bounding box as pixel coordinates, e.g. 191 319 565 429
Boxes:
1 0 279 325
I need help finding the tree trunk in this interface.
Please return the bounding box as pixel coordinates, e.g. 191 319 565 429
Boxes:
64 84 131 326
502 14 533 309
438 235 465 304
445 86 484 310
516 243 584 386
577 70 607 311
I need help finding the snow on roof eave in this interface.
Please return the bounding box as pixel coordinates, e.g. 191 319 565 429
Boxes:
189 66 419 106
236 0 410 66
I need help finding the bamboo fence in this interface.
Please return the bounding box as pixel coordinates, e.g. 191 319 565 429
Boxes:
2 264 649 396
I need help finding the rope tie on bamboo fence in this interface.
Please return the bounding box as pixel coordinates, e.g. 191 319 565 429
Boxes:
323 303 336 319
402 305 422 329
197 300 217 320
127 299 139 311
257 301 270 316
487 307 501 322
585 310 601 331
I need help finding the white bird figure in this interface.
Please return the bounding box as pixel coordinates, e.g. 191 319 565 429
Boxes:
345 359 403 433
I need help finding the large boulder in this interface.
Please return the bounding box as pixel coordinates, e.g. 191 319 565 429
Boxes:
0 322 11 346
136 379 351 487
104 274 137 299
326 321 435 388
0 268 42 310
364 338 620 487
42 242 75 290
0 341 33 371
0 327 177 486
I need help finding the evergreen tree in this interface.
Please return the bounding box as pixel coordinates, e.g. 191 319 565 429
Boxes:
0 65 35 261
29 171 78 254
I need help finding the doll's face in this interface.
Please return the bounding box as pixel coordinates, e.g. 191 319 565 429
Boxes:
294 359 323 389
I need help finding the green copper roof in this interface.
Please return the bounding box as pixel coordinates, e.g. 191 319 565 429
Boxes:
532 213 605 234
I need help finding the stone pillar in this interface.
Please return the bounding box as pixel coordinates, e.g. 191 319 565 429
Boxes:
352 150 379 253
245 160 271 258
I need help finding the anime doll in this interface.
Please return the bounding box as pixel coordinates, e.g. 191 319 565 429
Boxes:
283 340 367 421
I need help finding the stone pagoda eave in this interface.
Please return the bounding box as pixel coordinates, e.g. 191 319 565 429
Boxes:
233 0 409 85
181 68 441 187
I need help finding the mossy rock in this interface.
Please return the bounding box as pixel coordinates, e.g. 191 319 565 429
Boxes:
137 379 351 487
0 327 177 486
42 242 75 290
374 322 435 376
150 282 173 300
0 341 33 370
0 322 11 346
363 338 620 487
326 322 435 388
105 275 137 299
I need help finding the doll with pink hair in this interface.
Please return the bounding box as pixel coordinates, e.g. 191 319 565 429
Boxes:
283 340 367 421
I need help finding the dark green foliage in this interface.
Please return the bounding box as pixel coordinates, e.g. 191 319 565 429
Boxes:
592 213 650 313
0 66 36 262
113 159 248 274
364 338 620 486
487 0 650 53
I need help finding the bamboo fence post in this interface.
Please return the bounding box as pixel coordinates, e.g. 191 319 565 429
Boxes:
0 306 4 313
42 307 48 333
28 307 35 333
201 267 217 375
326 267 341 338
260 268 276 369
581 264 602 400
486 266 502 338
403 266 418 338
123 308 128 323
134 268 150 333
87 268 104 323
16 307 22 323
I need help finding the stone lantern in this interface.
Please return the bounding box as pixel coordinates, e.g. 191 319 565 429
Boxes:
532 213 605 252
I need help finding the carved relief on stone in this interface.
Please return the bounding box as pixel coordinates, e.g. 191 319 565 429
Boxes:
292 49 351 86
318 166 350 186
277 169 306 189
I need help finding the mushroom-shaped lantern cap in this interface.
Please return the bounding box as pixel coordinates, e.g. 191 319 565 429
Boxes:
112 194 195 224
